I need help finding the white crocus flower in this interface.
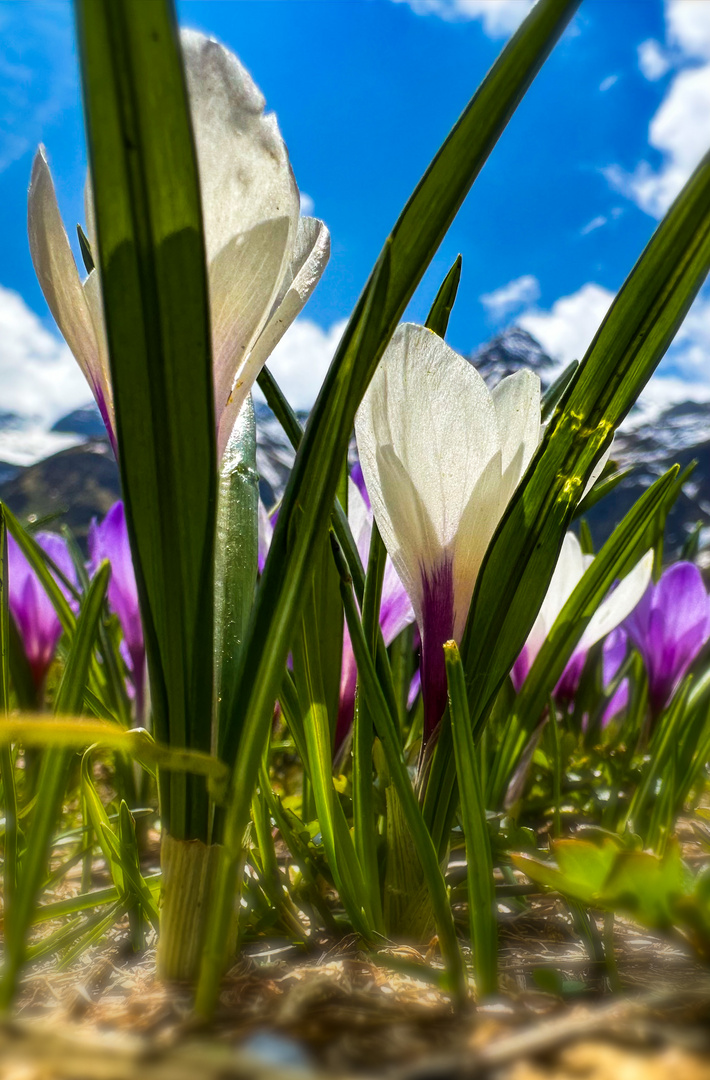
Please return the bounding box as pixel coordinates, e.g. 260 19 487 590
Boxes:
511 531 653 698
355 322 541 743
28 29 329 460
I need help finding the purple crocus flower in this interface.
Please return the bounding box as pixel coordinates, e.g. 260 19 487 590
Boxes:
335 478 415 751
624 561 710 716
8 531 78 692
88 502 145 718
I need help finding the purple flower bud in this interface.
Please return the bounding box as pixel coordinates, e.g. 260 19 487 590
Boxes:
88 502 145 718
624 561 710 716
8 531 77 691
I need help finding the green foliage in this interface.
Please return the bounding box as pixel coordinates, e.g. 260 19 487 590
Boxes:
76 0 217 842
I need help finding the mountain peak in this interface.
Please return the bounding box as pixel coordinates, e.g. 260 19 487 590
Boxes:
469 326 556 389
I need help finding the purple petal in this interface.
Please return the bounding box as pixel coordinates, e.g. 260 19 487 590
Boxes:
407 666 421 709
334 624 358 755
420 556 455 744
88 502 145 714
350 461 370 509
624 562 710 715
603 627 627 686
554 648 587 703
379 560 415 646
8 531 77 688
511 646 531 693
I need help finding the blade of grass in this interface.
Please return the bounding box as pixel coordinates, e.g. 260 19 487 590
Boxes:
76 0 216 842
0 562 109 1008
425 255 462 338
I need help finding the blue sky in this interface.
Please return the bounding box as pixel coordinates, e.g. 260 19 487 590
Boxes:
0 0 709 442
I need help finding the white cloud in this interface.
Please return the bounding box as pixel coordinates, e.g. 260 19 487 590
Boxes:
299 192 315 216
257 317 348 411
667 0 710 61
392 0 535 36
580 214 607 235
517 279 710 419
518 283 614 365
605 1 710 218
480 274 540 319
599 74 618 92
0 285 91 423
637 39 671 81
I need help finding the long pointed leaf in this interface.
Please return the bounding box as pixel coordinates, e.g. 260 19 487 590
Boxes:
76 0 216 841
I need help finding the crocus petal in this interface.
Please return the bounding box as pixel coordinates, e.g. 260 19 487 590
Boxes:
625 561 710 715
491 369 541 508
181 29 300 267
88 502 145 712
581 442 613 500
211 216 292 454
219 218 331 452
601 628 629 726
257 501 274 574
521 533 588 677
245 217 331 376
350 461 370 508
28 148 114 444
8 531 77 688
355 323 499 621
579 550 654 651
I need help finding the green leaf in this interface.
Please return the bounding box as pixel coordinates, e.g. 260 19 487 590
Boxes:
214 397 259 761
198 0 578 1014
76 0 216 842
0 562 109 1008
425 255 462 338
461 146 710 737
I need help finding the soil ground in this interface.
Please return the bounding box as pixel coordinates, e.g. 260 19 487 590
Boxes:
7 892 710 1080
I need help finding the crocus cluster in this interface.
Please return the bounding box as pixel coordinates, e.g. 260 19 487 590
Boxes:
29 29 329 460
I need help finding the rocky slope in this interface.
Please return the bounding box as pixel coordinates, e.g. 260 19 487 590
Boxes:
1 329 708 559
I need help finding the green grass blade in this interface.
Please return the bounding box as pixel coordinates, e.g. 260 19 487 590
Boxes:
76 0 216 842
293 587 374 934
425 255 462 338
444 641 497 997
0 563 109 1008
215 397 259 760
